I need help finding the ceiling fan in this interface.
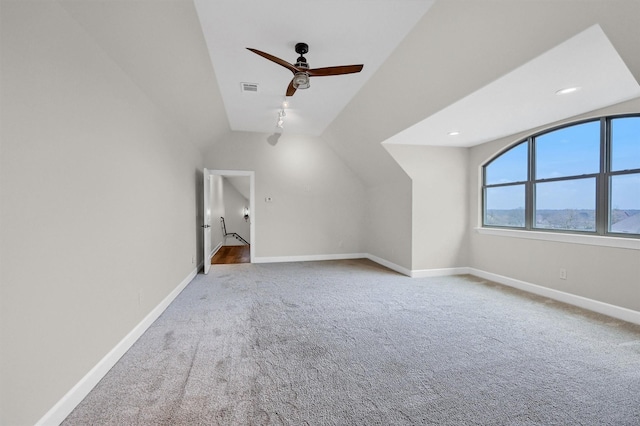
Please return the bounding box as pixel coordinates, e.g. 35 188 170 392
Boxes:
247 42 364 97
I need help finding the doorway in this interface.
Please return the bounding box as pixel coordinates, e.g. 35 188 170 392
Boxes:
203 169 255 272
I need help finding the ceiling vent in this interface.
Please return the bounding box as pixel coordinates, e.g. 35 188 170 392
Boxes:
241 82 259 93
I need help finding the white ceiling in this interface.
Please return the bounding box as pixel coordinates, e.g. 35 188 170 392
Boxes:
193 0 434 136
58 0 640 157
383 24 640 147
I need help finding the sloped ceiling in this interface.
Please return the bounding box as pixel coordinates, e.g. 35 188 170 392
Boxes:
193 0 434 136
323 0 640 185
58 0 229 153
56 0 640 187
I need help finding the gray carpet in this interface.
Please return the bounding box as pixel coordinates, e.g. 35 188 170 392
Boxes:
63 259 640 425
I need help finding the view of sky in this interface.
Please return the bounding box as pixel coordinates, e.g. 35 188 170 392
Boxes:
612 117 640 171
485 117 640 210
535 121 600 180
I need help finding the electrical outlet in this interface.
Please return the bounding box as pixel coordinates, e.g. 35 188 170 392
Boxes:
265 197 273 203
191 256 195 264
559 268 567 280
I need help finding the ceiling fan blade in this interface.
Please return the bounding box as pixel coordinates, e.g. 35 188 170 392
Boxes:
246 48 298 74
307 64 363 77
286 79 297 97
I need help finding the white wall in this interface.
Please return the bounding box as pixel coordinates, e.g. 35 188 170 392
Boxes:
362 179 413 271
468 98 640 312
210 174 225 253
204 132 365 258
386 145 469 271
222 177 250 246
320 0 640 273
0 2 206 424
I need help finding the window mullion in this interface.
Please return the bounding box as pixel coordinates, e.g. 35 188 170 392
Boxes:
597 117 608 235
527 138 534 230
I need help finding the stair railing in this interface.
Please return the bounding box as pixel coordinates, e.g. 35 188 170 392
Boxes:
220 217 249 245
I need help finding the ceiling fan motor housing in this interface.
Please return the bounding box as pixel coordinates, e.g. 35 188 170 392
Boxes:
295 43 309 69
295 42 309 55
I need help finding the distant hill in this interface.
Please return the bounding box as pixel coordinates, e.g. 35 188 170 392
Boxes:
485 209 640 234
535 209 595 231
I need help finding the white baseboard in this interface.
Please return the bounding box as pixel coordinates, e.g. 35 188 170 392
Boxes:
251 252 458 279
253 253 367 264
252 252 414 277
36 267 199 426
411 267 471 278
209 242 222 263
468 268 640 326
364 254 412 276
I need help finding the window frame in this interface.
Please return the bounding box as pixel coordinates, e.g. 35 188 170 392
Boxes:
482 140 530 229
482 114 640 239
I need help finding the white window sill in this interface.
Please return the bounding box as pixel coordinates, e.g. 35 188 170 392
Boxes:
475 227 640 250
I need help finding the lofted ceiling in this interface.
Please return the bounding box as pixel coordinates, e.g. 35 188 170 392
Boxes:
193 0 640 148
193 0 435 136
57 0 640 162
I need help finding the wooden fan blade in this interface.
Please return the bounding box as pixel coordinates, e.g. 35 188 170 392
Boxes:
246 48 298 74
307 64 363 77
286 79 297 97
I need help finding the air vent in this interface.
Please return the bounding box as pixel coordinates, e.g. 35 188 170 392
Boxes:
241 82 259 93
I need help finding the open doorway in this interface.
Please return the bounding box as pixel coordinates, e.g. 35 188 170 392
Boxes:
203 169 254 272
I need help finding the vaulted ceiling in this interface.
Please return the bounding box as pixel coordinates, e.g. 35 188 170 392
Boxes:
192 0 435 136
58 0 640 185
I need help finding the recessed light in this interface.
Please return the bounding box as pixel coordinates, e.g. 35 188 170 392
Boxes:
448 131 460 136
555 86 581 95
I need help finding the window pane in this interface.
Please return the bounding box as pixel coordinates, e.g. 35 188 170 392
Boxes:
534 178 596 231
485 142 528 185
610 173 640 234
611 117 640 172
484 184 525 227
535 121 600 179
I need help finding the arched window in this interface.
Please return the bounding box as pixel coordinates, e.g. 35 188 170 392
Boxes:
483 115 640 237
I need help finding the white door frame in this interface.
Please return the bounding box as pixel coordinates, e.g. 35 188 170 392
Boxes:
207 169 255 264
203 168 212 274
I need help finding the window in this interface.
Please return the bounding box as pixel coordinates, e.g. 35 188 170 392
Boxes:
609 117 640 234
484 142 527 228
534 178 596 231
482 115 640 237
485 185 526 227
534 121 600 179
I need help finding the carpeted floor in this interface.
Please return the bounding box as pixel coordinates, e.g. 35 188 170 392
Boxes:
63 259 640 425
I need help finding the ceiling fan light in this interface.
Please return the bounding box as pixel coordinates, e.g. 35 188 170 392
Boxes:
293 72 310 90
